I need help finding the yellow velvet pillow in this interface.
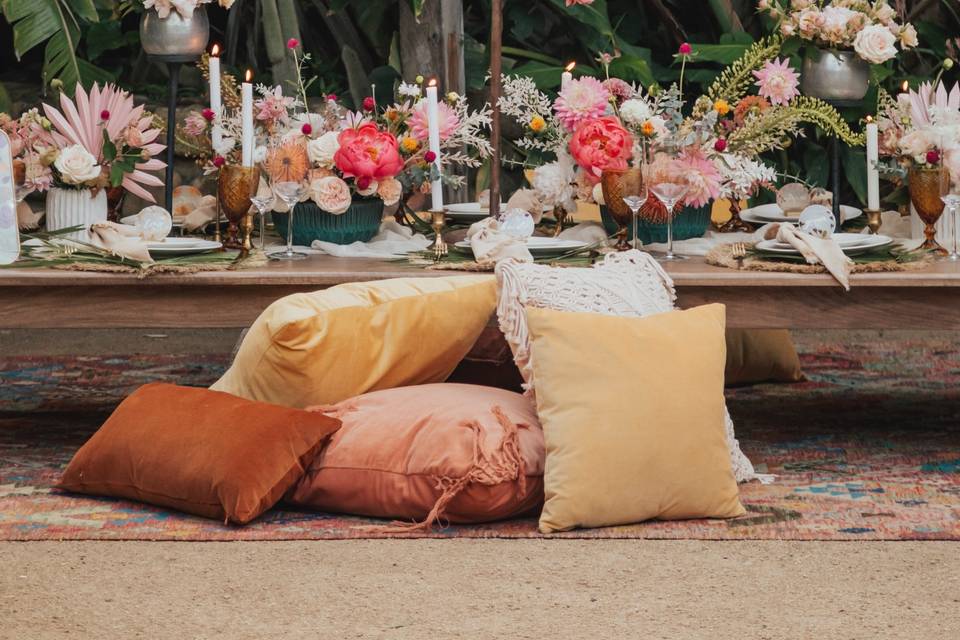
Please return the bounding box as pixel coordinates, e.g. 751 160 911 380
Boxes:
527 304 746 533
725 329 804 385
212 275 496 408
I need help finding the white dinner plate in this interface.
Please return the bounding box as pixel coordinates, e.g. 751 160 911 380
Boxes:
121 214 185 228
147 238 222 256
455 236 588 258
766 232 876 250
741 203 862 225
755 234 893 256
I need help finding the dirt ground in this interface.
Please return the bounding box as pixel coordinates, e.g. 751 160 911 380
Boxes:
2 540 959 639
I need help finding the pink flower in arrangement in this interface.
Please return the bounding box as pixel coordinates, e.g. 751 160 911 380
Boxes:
927 150 941 165
409 100 460 141
678 43 693 55
301 123 313 136
554 76 610 132
334 122 404 181
714 138 728 153
568 116 633 183
565 0 594 6
255 86 295 125
424 150 437 163
362 97 376 112
287 38 299 50
201 108 216 121
183 112 208 137
602 78 633 105
676 147 722 208
100 110 110 121
213 155 226 168
753 58 800 106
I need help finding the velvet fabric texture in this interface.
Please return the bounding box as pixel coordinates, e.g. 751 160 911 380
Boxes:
288 384 545 528
58 383 342 524
211 275 497 408
725 329 804 385
527 305 746 533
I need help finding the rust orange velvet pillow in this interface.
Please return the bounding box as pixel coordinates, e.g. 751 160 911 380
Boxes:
58 383 342 524
287 383 544 527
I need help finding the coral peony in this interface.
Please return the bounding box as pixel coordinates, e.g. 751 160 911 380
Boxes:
334 122 404 181
568 116 633 183
408 100 460 141
310 176 352 214
554 77 610 132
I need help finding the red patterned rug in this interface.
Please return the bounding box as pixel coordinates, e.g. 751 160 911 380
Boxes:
2 332 960 540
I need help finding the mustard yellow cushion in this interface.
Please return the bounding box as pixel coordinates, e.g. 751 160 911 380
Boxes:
725 329 804 385
527 304 746 533
212 275 496 408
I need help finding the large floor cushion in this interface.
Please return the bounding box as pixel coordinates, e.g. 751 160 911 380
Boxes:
527 304 746 533
58 383 342 524
725 329 804 385
287 383 545 527
212 275 496 408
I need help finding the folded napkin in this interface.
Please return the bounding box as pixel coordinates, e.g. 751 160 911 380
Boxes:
467 217 533 265
506 189 544 223
772 223 853 290
17 201 43 231
88 221 153 264
181 195 218 232
310 220 431 258
557 221 609 245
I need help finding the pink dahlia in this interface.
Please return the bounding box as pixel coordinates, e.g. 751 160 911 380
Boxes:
568 116 633 183
676 147 722 208
753 58 800 106
409 100 460 141
554 76 610 132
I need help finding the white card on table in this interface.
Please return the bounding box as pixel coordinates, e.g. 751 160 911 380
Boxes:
0 130 20 265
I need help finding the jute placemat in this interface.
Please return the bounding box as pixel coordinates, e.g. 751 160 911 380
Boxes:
705 243 932 274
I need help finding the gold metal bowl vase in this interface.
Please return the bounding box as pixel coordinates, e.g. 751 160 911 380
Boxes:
908 166 947 256
217 165 261 250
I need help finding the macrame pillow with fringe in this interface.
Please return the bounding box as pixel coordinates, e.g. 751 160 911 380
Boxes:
286 383 545 529
495 250 768 485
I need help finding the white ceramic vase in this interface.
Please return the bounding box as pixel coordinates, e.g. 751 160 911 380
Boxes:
45 188 108 241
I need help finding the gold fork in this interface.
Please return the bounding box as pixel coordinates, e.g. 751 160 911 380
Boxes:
732 242 746 270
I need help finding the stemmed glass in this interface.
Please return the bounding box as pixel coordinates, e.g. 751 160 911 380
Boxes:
940 167 960 262
250 192 273 252
622 172 648 250
649 178 689 261
270 181 307 260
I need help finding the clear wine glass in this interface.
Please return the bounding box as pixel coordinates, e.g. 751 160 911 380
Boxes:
649 180 689 261
940 167 960 262
250 194 273 251
622 175 648 250
270 181 307 261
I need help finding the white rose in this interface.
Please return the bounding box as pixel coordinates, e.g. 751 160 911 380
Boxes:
796 8 823 38
899 24 918 49
307 131 340 168
54 145 101 185
874 5 896 25
854 24 899 64
821 6 856 33
619 99 652 126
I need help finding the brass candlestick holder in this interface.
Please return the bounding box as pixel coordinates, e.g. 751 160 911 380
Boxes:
217 164 261 250
865 208 882 235
430 209 447 260
715 199 753 233
552 205 568 238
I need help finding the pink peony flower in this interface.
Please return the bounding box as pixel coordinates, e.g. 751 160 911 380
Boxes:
676 147 722 208
310 175 352 214
334 122 404 181
568 116 633 183
554 76 610 132
408 100 460 141
753 58 800 106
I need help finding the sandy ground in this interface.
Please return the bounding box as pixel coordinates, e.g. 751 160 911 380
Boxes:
2 540 959 639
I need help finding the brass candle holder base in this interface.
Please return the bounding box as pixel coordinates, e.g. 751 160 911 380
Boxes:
430 209 447 260
552 206 568 238
715 200 753 233
218 164 261 250
864 208 882 235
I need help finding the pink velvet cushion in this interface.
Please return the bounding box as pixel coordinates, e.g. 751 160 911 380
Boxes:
287 384 545 528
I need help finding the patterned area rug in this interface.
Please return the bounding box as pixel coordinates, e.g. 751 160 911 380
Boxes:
2 332 959 540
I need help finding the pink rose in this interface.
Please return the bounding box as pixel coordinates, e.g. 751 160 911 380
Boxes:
334 122 404 181
310 176 352 214
568 116 634 183
377 178 403 206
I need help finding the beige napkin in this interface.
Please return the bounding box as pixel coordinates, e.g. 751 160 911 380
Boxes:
17 202 43 231
506 189 544 223
88 222 153 264
466 217 532 265
772 223 853 290
181 195 219 232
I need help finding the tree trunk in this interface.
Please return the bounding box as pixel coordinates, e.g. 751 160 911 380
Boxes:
398 0 444 81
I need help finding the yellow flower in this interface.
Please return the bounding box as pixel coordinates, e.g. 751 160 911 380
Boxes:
400 136 420 153
641 120 655 137
714 99 731 116
529 115 546 133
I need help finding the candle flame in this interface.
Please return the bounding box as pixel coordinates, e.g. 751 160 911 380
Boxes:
245 69 254 83
210 43 220 57
901 80 910 93
564 61 576 72
428 78 438 88
865 115 873 123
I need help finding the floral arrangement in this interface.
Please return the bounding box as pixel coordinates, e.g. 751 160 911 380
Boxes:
2 84 165 200
758 0 917 65
142 0 235 19
877 81 960 180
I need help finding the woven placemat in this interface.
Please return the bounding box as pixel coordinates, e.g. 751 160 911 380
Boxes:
705 243 932 274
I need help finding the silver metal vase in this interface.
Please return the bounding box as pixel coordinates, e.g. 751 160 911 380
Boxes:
140 6 210 61
801 48 870 104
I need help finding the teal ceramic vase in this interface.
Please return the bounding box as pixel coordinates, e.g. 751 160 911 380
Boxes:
600 203 712 245
272 198 384 245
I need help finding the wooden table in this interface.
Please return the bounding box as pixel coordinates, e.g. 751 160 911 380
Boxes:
2 256 960 329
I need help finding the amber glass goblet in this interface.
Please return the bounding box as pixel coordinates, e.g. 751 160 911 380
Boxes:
601 167 644 251
218 165 261 249
909 166 947 256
